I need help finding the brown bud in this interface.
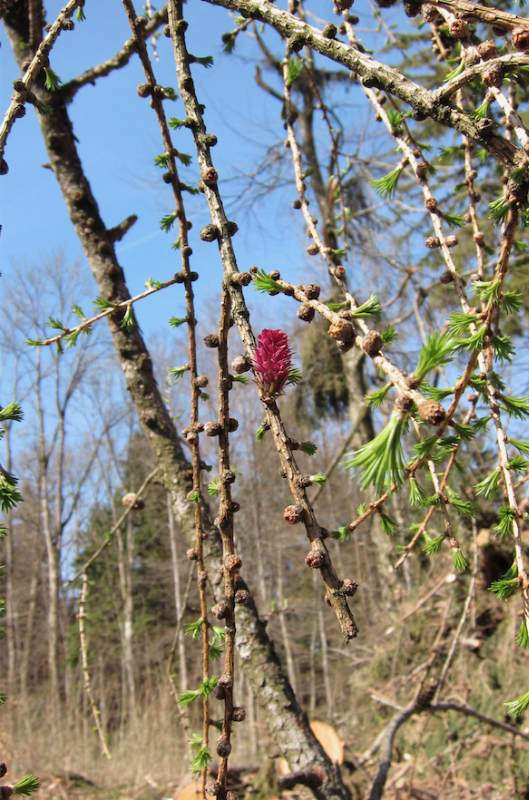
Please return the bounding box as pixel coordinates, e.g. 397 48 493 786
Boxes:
439 271 454 284
232 706 246 722
424 196 437 211
235 589 249 604
334 265 346 278
0 765 6 779
205 421 222 437
304 283 321 300
212 601 229 620
343 579 357 596
449 19 468 39
422 5 438 23
425 236 440 249
395 395 414 413
476 119 493 137
122 493 145 511
231 501 241 513
418 399 446 425
1 787 13 799
0 159 9 176
307 242 319 256
512 26 529 51
249 265 258 274
298 304 315 322
445 235 458 248
228 417 239 432
333 0 353 10
225 554 242 572
360 331 383 356
186 431 198 446
137 83 152 98
222 470 236 485
218 672 233 688
467 392 479 403
198 571 208 588
293 199 302 209
478 40 497 60
338 340 355 354
231 271 252 286
200 224 219 242
187 548 198 561
482 63 504 88
195 375 209 388
284 505 303 524
473 231 485 246
306 550 325 569
213 684 226 700
203 167 218 186
415 162 428 180
298 475 312 488
328 318 354 342
205 781 222 797
406 374 422 389
217 737 232 758
323 23 337 39
232 355 251 374
13 103 26 119
204 334 219 348
465 51 480 68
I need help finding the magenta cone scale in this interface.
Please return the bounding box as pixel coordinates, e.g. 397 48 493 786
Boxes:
253 329 293 399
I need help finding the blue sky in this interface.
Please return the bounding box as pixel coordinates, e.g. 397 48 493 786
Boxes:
0 0 377 337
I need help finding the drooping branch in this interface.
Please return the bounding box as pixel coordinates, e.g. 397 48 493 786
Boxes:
168 0 359 645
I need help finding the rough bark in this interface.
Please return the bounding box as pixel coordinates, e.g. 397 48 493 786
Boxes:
2 8 352 798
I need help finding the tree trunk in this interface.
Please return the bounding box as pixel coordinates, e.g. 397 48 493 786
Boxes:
116 518 136 726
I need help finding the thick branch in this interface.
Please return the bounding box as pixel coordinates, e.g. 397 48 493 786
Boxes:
202 0 523 167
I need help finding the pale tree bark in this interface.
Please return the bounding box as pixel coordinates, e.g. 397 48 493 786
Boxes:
277 555 298 697
35 347 61 718
3 424 16 696
115 517 137 726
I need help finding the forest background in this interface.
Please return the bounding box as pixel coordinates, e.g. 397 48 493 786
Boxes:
1 1 529 800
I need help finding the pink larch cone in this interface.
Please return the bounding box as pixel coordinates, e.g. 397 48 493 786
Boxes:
253 329 293 399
